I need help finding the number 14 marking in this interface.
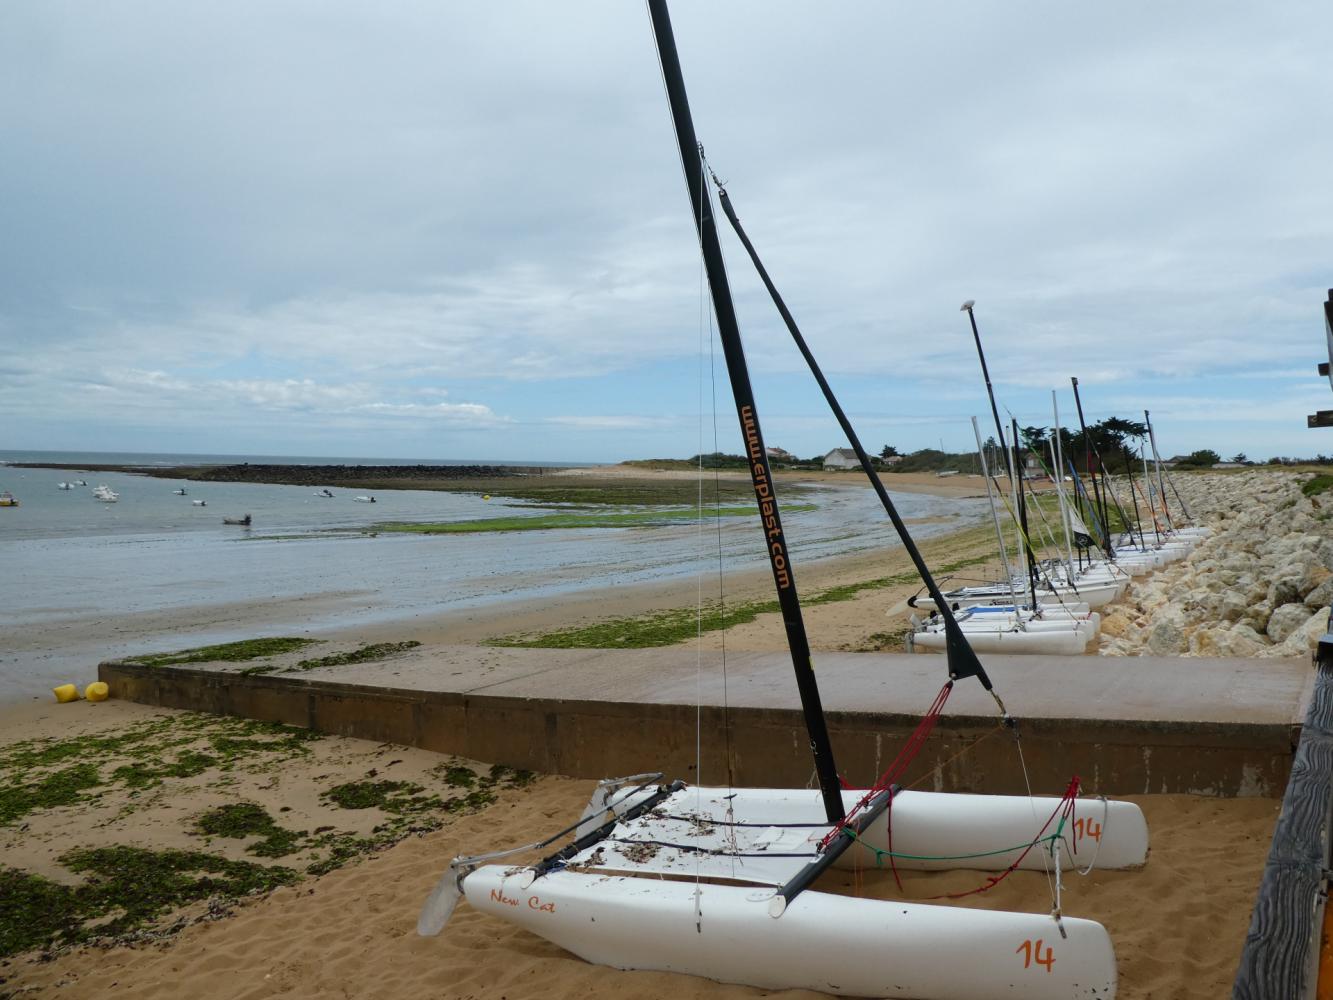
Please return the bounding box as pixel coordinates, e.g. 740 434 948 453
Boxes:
1017 938 1055 972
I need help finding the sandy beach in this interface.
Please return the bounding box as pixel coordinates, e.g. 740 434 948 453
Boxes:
0 700 1279 1000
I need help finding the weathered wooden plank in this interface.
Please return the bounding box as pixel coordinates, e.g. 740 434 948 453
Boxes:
1233 647 1333 999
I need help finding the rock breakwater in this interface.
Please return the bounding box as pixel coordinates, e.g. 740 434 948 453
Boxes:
1100 470 1333 658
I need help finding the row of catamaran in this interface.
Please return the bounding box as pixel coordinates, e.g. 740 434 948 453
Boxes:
905 306 1206 656
419 4 1161 998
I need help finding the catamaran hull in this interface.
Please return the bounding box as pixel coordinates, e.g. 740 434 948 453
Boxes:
463 866 1117 999
911 570 1128 613
910 619 1097 655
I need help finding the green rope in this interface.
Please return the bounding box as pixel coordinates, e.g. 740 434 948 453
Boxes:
847 823 1068 865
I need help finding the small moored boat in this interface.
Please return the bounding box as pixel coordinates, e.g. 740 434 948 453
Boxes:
191 499 207 507
92 485 119 502
222 514 252 526
0 491 18 507
173 488 188 495
315 488 335 498
353 495 376 503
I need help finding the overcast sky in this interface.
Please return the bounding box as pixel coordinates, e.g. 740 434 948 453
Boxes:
3 1 1331 463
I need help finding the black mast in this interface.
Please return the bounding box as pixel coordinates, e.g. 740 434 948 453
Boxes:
1070 377 1114 560
1121 440 1146 549
1144 410 1186 527
961 303 1012 479
647 0 844 823
713 181 996 692
1012 419 1039 607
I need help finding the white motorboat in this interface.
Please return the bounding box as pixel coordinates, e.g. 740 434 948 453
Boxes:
57 482 73 490
353 495 376 503
173 488 188 495
92 485 119 502
191 499 207 507
315 488 335 498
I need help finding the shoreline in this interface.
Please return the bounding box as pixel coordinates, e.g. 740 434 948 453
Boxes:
5 459 995 499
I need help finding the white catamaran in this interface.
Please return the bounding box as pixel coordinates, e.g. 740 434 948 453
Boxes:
419 5 1149 996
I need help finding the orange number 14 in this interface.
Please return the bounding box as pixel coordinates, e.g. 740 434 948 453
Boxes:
1073 817 1102 844
1017 938 1055 973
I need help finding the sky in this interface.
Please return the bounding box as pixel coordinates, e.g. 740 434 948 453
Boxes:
3 1 1332 464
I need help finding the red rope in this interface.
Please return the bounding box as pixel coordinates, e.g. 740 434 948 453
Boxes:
930 775 1082 900
820 680 953 850
884 787 903 892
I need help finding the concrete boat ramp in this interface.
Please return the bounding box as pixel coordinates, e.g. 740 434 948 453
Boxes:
101 647 1313 798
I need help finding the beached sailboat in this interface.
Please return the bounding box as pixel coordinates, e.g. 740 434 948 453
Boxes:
907 417 1101 654
418 6 1147 997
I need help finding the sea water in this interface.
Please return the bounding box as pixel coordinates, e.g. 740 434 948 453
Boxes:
0 452 986 703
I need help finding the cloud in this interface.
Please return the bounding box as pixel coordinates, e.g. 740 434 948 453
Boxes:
1 1 1330 459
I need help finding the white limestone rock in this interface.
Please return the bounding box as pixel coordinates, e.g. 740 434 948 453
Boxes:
1268 602 1315 643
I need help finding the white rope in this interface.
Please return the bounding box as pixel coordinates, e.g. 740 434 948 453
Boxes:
1012 734 1058 906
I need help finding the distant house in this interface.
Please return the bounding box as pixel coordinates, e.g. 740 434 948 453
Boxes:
823 448 859 470
766 446 794 463
881 455 904 467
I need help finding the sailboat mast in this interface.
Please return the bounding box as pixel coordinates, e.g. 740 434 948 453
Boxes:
1012 420 1038 608
973 417 1022 609
647 0 844 823
960 303 1015 482
1144 410 1184 527
1140 444 1160 544
1121 440 1145 548
1052 391 1076 574
1070 377 1114 560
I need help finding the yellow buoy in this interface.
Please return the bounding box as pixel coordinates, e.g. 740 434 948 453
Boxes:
483 494 491 501
84 682 110 703
53 683 79 703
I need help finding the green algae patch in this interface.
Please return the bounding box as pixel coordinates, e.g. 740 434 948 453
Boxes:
0 714 321 827
0 847 297 958
291 640 421 671
435 764 478 788
113 750 218 790
485 574 921 650
321 779 444 814
195 802 307 858
237 640 421 677
484 525 999 650
373 504 816 535
0 763 101 825
128 637 318 667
